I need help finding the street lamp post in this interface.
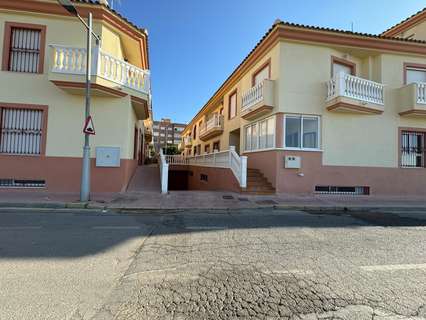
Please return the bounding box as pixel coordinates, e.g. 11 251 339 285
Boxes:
57 0 101 202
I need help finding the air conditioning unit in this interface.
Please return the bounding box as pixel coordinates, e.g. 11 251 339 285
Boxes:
284 155 301 169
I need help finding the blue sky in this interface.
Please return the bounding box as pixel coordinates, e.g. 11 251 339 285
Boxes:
112 0 425 124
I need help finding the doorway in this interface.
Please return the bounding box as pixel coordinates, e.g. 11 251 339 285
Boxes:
229 128 241 154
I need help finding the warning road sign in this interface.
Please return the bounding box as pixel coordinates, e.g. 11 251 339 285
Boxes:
83 116 95 135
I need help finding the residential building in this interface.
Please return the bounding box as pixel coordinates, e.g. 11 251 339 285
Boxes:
0 0 152 192
181 12 426 195
152 118 185 152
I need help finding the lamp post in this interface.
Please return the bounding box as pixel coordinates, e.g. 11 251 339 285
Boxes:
57 0 101 202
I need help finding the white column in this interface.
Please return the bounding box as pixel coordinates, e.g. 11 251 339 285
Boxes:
240 156 247 188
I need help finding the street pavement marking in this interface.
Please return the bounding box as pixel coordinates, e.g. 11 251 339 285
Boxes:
185 226 228 230
92 226 141 230
361 263 426 272
0 226 42 230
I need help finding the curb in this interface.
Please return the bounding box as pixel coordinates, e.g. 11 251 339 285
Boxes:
0 203 425 213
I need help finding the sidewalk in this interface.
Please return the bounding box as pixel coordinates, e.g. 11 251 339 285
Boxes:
1 190 426 211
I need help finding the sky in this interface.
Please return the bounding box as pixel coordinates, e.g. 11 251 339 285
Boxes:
112 0 426 124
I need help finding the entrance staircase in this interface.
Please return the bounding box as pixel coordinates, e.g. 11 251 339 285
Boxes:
242 168 275 194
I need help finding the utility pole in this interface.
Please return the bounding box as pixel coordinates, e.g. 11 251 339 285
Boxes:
57 0 101 202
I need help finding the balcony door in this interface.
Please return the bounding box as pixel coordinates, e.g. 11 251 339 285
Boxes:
332 57 355 77
253 63 270 86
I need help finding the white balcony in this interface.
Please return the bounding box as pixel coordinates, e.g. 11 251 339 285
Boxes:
48 45 151 119
326 73 384 114
398 82 426 117
241 80 275 120
199 114 224 141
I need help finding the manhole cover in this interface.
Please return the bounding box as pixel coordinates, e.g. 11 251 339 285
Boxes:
255 200 278 205
222 195 234 200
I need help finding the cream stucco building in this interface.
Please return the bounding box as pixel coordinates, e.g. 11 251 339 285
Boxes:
0 0 152 192
181 12 426 195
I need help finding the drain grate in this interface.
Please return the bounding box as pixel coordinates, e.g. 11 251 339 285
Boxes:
222 195 234 200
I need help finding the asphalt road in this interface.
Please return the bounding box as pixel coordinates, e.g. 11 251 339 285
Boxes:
0 208 425 320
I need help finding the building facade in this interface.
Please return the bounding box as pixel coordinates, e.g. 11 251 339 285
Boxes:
0 0 152 192
182 13 426 196
153 118 185 153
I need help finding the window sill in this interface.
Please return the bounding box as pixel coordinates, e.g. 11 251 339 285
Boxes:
243 147 276 153
0 153 43 157
281 148 323 152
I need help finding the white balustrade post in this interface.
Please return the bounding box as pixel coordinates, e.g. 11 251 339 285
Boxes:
229 146 235 167
337 72 346 97
161 162 169 194
240 156 247 188
213 149 217 166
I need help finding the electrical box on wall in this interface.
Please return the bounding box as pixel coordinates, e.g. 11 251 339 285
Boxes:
284 156 301 169
96 147 121 167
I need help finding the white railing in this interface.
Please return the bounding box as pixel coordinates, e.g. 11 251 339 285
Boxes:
416 82 426 104
165 155 188 165
158 150 169 194
242 81 264 111
163 146 247 188
50 45 150 95
326 73 384 105
200 114 223 135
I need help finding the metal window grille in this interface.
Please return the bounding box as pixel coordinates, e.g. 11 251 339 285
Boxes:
315 186 370 195
401 131 425 168
9 27 41 73
0 107 43 155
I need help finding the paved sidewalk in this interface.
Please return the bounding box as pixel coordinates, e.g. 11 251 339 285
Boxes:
1 190 426 211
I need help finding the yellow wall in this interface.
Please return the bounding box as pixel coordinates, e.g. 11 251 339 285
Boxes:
0 9 144 159
184 42 281 154
279 41 426 167
185 37 426 169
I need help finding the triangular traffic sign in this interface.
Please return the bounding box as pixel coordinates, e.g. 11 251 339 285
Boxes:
83 116 96 135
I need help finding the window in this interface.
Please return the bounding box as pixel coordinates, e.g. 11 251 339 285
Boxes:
0 105 46 155
284 115 320 150
204 144 210 154
213 141 220 152
331 56 355 77
405 66 426 84
253 62 270 86
197 144 201 155
2 22 46 74
401 131 425 168
228 91 237 119
244 116 275 152
193 125 197 140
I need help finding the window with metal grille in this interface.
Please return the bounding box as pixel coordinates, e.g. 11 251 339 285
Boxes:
0 107 44 155
401 131 425 168
8 27 41 73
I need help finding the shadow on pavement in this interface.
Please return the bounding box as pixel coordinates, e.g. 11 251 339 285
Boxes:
0 208 425 259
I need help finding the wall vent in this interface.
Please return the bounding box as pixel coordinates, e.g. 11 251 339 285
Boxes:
315 186 370 195
0 179 46 188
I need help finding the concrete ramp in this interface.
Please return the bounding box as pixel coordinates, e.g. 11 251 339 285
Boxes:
127 165 161 192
